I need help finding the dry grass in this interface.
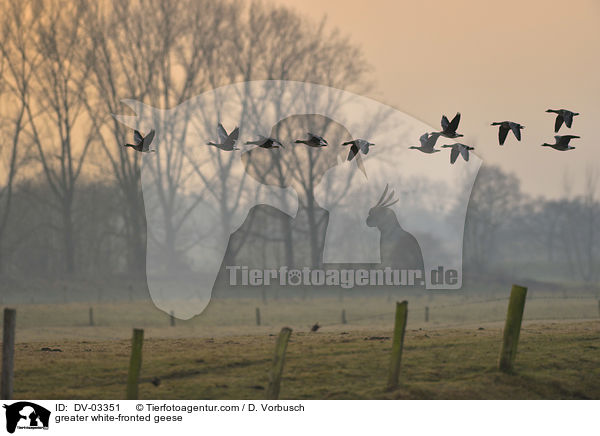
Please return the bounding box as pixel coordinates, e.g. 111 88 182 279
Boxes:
3 294 598 342
10 321 600 400
3 292 598 399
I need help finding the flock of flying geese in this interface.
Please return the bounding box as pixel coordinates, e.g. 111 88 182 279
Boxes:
123 108 581 165
124 122 374 165
201 124 373 163
408 108 581 163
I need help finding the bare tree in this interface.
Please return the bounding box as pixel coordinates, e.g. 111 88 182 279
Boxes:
19 0 98 273
462 165 522 273
207 2 371 267
0 0 372 282
559 168 600 283
519 198 564 263
0 0 44 274
85 0 163 273
112 0 372 270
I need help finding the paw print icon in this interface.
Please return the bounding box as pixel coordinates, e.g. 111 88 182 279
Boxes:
287 270 303 286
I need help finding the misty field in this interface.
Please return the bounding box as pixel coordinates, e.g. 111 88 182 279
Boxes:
4 290 599 341
2 292 599 399
8 321 600 400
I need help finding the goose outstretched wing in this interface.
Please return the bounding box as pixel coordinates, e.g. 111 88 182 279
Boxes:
554 115 564 133
441 115 450 130
459 145 470 161
509 123 521 141
450 146 459 164
143 129 155 150
217 123 228 143
448 112 461 132
134 130 143 145
347 144 359 161
247 135 268 146
556 135 579 146
499 126 509 145
426 132 440 149
563 111 574 128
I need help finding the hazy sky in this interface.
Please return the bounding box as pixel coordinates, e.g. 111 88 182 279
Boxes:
274 0 600 198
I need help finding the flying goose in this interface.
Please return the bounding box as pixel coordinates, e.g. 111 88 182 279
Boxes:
409 132 441 153
294 133 328 147
541 135 579 151
438 112 463 138
342 139 374 161
491 121 524 145
207 123 240 151
546 109 579 132
125 129 156 153
441 143 474 164
245 135 283 149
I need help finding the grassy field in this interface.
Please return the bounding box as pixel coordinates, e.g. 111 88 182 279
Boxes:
9 321 599 399
2 290 599 399
3 292 599 342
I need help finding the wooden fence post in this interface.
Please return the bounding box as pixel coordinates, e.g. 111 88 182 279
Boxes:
266 327 292 400
170 311 175 327
498 285 528 373
1 308 16 400
386 301 408 391
89 307 94 327
126 328 144 400
255 307 261 326
341 309 347 325
425 306 429 323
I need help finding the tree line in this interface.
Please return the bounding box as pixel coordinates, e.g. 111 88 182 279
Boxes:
0 0 368 277
1 0 598 287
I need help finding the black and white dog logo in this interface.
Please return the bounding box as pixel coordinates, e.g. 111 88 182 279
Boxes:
3 402 50 434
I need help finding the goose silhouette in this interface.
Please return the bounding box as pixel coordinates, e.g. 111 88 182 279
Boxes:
409 132 441 154
245 135 283 149
342 138 374 160
438 112 463 138
125 129 155 153
546 109 579 132
207 123 239 151
294 132 328 147
441 143 474 164
491 121 524 145
541 135 579 151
